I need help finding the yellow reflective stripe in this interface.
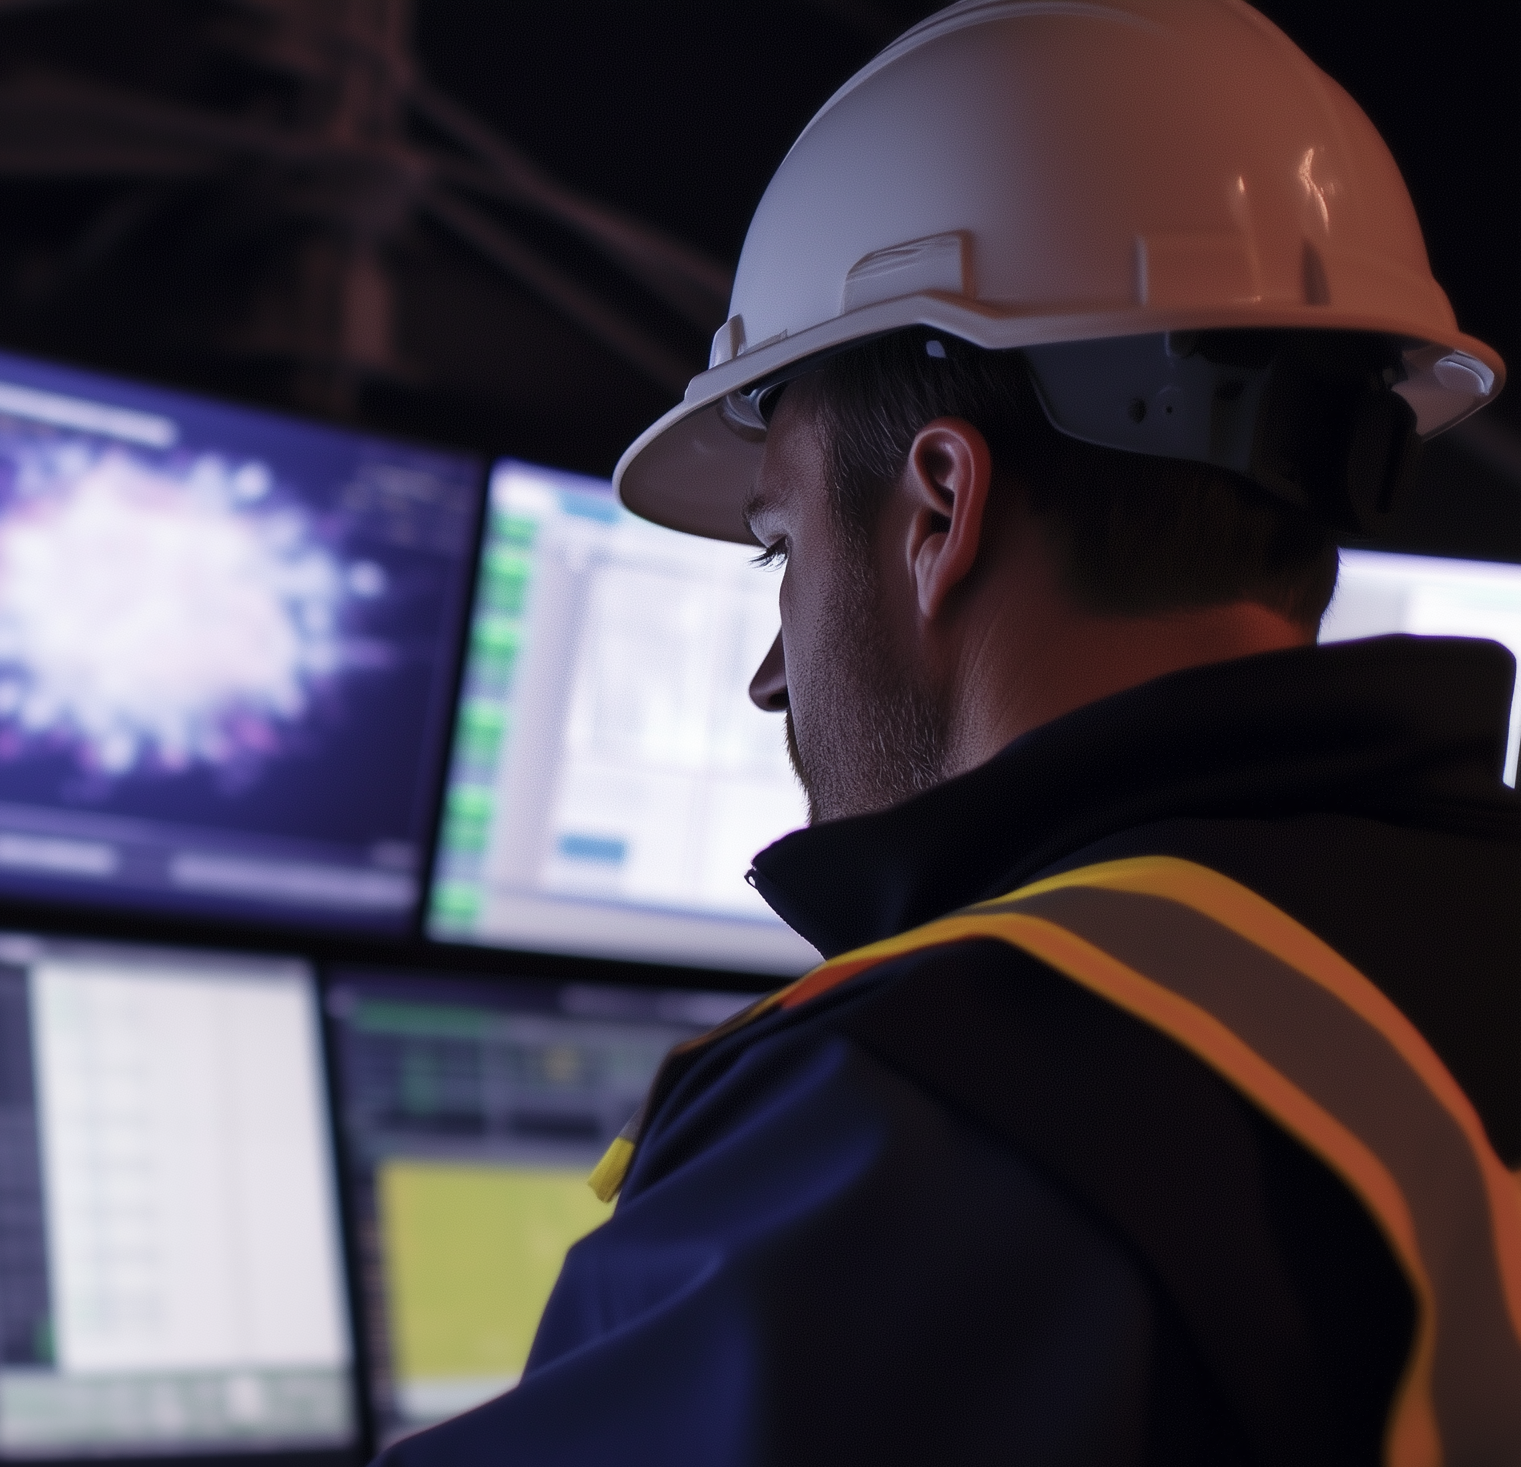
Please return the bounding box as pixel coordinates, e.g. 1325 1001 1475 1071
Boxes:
589 990 793 1201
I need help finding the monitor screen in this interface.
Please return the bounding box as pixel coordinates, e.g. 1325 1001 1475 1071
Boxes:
426 459 816 974
0 934 355 1458
0 348 482 932
325 967 752 1450
1321 548 1521 785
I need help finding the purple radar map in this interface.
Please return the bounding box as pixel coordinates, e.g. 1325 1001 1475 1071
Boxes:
0 349 482 933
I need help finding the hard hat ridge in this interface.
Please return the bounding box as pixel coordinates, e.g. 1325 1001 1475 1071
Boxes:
615 0 1504 543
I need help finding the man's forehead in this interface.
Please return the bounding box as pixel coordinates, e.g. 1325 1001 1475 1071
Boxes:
743 460 797 540
741 453 790 539
741 484 773 538
743 392 820 532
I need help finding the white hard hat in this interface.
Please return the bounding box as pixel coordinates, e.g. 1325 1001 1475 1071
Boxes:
615 0 1504 543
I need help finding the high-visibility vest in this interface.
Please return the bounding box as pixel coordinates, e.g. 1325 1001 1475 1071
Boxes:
591 856 1521 1467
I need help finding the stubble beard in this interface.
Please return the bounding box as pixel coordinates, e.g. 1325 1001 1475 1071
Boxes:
784 543 950 825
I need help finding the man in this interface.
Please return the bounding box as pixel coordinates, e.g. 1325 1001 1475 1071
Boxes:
383 2 1521 1463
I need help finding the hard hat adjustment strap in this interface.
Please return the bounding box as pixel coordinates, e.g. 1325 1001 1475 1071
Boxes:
1024 331 1420 533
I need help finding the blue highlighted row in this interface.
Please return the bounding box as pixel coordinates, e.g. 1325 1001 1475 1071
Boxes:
556 833 628 865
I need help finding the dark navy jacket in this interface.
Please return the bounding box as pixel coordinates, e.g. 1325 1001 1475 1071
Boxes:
377 635 1521 1467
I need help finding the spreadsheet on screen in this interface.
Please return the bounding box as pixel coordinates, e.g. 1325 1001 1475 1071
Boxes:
0 935 355 1458
428 459 816 974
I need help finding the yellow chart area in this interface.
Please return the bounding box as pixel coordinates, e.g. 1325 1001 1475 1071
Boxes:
377 1159 612 1409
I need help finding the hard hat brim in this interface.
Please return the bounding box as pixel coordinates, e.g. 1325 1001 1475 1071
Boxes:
615 292 1505 543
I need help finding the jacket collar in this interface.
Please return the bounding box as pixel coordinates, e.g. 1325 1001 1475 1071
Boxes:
749 636 1520 959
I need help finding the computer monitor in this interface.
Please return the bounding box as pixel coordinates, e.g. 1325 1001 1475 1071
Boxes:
1321 548 1521 785
0 348 482 933
426 459 816 974
0 934 355 1458
325 966 752 1450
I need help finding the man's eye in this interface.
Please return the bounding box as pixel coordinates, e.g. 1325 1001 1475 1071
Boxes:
751 540 788 570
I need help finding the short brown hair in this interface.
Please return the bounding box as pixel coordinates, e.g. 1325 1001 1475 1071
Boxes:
787 328 1340 629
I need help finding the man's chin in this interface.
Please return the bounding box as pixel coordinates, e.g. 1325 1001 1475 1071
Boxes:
784 708 821 826
786 708 932 826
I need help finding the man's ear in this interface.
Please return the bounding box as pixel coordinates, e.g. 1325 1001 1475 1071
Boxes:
900 417 994 621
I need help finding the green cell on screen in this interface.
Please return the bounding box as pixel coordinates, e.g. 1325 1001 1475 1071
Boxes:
493 511 538 549
446 784 494 822
353 1000 493 1041
440 823 490 858
440 786 494 855
430 881 482 923
457 701 508 765
470 617 523 686
481 549 533 616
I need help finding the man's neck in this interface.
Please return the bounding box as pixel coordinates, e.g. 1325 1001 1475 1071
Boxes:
945 599 1313 779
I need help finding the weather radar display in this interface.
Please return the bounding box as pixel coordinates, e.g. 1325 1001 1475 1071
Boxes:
0 350 481 931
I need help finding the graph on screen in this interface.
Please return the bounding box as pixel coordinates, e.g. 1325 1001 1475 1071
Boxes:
0 935 354 1456
328 968 751 1449
377 1161 610 1420
0 347 481 931
428 459 815 973
1322 548 1521 784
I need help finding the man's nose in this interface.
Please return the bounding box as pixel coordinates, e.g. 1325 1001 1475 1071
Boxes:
749 631 789 712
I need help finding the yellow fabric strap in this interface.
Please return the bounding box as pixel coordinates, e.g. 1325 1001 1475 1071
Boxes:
588 1136 635 1204
589 989 788 1201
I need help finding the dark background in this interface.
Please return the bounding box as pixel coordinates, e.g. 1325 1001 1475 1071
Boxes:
0 0 1514 971
0 0 1514 556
